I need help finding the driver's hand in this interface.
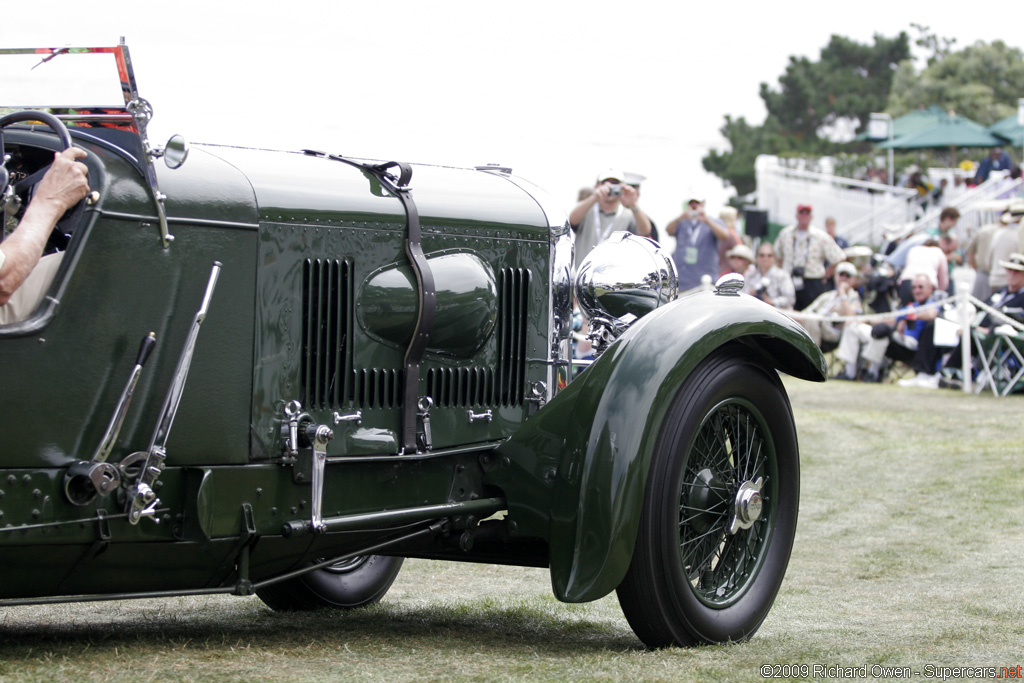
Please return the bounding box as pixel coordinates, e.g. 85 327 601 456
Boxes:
34 147 90 213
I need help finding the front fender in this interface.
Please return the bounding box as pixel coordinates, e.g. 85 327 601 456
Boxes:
505 290 824 602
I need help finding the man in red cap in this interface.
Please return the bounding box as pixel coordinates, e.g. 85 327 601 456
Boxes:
774 204 846 310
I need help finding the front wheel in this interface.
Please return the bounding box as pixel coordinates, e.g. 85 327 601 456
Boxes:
616 347 800 648
256 555 404 611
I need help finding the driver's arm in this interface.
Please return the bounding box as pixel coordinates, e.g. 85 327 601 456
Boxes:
0 147 89 305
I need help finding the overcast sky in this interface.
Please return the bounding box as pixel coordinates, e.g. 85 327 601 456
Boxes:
4 1 1021 226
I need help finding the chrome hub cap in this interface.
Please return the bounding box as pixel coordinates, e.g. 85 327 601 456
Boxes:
729 477 764 534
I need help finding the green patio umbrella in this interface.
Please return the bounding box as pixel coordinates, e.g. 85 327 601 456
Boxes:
857 105 950 141
878 113 1004 149
989 114 1023 146
891 105 953 138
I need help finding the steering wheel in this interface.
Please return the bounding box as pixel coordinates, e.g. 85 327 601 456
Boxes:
0 110 83 250
1 109 73 194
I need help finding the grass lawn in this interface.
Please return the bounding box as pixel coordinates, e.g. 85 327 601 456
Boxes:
1 378 1021 682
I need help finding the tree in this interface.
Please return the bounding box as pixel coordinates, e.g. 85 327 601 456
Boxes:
909 22 957 65
702 116 786 198
760 33 910 142
886 40 1024 125
703 32 911 197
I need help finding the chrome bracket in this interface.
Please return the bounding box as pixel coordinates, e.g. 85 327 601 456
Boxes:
332 410 362 426
127 96 174 248
525 381 548 409
417 397 434 451
467 409 493 424
125 447 165 525
586 315 631 358
284 400 303 459
306 424 334 534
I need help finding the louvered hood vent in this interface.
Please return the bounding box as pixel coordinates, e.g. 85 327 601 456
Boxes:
300 258 353 410
302 262 530 411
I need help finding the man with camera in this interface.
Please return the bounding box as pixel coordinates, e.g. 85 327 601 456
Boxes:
739 243 795 310
666 197 733 294
774 204 846 310
792 261 862 348
569 169 651 270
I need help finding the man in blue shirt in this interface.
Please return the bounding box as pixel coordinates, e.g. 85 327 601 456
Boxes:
666 198 732 294
974 147 1013 184
837 273 939 381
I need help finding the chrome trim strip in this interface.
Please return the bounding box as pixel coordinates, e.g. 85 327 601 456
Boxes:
98 210 259 231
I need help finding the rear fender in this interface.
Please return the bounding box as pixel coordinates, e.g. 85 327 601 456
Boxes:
540 291 824 602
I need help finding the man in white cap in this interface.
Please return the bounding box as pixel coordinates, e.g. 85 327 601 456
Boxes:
793 261 862 347
902 252 1024 389
623 172 658 242
739 242 795 310
569 169 651 269
725 243 754 277
976 252 1024 331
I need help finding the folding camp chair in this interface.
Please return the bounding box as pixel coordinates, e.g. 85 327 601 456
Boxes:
972 324 1000 396
979 326 1024 396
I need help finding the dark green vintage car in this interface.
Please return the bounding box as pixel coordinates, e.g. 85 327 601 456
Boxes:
0 42 825 648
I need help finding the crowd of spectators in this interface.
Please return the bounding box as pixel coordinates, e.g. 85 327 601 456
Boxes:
570 159 1024 392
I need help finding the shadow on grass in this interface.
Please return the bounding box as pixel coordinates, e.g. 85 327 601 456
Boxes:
0 598 644 658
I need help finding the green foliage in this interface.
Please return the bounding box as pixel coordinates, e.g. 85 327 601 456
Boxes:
887 40 1024 125
910 22 957 65
703 25 1024 196
760 33 911 142
702 116 784 197
704 32 911 195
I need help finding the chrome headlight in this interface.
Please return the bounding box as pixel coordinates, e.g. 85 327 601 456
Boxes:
574 231 677 325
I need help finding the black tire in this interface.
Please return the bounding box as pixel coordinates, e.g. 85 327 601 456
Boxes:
616 346 800 648
256 555 404 611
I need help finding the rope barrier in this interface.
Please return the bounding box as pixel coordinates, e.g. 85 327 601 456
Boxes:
783 285 1024 395
787 291 1024 333
787 296 952 324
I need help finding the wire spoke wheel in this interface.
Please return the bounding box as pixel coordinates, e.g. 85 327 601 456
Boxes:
617 346 799 648
680 400 774 608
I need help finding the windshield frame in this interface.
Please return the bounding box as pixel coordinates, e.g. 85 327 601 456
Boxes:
0 40 140 132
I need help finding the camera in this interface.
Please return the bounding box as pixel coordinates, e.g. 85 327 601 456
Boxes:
607 185 623 197
791 266 805 278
